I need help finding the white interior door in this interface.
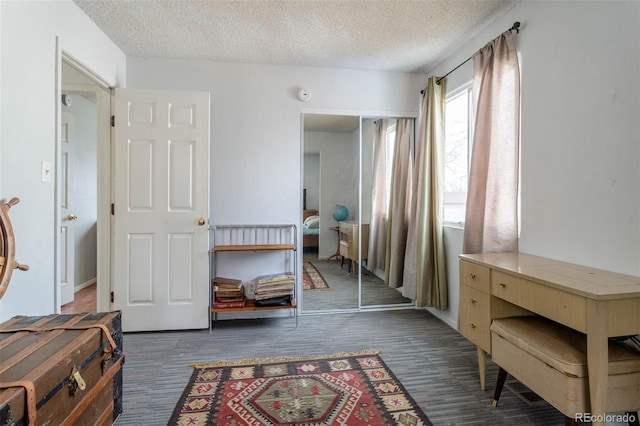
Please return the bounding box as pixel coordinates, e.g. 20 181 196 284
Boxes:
60 111 76 305
113 88 210 332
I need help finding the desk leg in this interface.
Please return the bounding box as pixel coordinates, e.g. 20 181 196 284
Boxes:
477 347 486 391
327 228 341 260
586 299 608 426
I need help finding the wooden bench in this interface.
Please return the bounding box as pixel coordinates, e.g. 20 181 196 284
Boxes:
490 316 640 426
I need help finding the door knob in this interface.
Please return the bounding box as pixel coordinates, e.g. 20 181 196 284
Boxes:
197 217 206 226
67 214 78 221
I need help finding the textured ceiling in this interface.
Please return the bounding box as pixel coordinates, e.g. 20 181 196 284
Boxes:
73 0 512 73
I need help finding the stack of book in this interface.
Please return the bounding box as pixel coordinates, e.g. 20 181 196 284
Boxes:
254 272 295 305
213 277 245 309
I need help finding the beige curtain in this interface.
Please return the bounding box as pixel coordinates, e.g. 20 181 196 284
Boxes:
367 120 389 274
385 119 414 288
463 31 520 254
403 76 447 309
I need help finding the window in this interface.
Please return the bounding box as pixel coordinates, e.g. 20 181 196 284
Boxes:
444 84 473 225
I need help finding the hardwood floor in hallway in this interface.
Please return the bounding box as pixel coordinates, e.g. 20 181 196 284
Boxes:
61 283 96 314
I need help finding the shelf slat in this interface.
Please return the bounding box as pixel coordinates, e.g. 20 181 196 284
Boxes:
212 244 295 253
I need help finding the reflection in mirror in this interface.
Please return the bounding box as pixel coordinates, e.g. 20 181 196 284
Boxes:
301 114 413 313
361 118 413 308
302 113 360 312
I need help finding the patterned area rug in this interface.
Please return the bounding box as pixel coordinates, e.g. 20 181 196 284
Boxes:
303 261 332 291
169 350 432 426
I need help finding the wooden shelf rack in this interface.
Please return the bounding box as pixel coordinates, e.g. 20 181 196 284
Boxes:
209 224 298 332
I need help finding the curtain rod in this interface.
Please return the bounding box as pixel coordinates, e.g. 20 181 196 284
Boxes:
420 21 521 94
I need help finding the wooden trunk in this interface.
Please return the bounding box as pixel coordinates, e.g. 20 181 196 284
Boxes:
0 311 124 426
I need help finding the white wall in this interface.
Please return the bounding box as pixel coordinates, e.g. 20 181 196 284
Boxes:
127 58 424 279
0 1 126 320
432 0 640 328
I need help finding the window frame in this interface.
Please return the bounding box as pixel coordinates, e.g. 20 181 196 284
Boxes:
443 82 473 226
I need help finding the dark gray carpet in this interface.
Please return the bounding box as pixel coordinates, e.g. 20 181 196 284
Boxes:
115 309 586 425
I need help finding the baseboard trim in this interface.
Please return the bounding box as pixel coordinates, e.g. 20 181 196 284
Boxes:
75 278 96 292
426 307 457 330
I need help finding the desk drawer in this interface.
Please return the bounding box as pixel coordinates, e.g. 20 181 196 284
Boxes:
460 260 490 293
459 284 491 352
339 241 351 259
491 271 586 332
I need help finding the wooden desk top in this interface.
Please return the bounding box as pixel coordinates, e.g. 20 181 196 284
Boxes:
460 252 640 300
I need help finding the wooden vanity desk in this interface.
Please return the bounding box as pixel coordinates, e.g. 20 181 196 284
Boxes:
459 252 640 426
338 221 369 276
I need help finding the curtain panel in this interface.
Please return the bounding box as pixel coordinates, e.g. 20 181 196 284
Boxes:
367 120 389 274
403 76 447 309
385 119 414 288
463 30 521 254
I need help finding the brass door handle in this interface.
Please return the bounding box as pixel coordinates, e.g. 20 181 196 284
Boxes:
67 214 78 221
197 217 206 226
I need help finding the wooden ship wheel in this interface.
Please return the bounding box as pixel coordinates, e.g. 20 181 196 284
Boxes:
0 197 29 300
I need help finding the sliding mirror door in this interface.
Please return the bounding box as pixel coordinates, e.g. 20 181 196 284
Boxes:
360 118 413 308
301 113 361 312
300 114 414 314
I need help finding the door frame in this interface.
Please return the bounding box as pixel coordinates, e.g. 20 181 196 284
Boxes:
57 51 112 312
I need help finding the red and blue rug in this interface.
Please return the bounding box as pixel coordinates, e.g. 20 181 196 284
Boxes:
169 350 432 425
302 261 332 291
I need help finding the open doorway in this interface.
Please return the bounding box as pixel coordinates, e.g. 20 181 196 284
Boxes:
59 56 111 314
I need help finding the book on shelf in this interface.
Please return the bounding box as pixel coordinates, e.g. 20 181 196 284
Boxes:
213 275 246 308
215 287 245 297
254 290 294 301
213 276 243 289
252 271 295 302
256 282 296 293
213 299 246 309
215 294 245 302
255 272 295 285
254 294 292 307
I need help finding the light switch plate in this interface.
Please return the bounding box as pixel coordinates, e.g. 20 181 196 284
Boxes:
41 161 52 183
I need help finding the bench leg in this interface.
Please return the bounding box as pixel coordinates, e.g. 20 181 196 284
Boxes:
492 367 508 407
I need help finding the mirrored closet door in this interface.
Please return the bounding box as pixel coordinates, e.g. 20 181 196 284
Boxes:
300 113 413 314
301 113 360 312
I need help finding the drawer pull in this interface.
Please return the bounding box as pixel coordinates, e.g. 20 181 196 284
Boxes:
470 323 477 329
499 283 506 288
470 297 477 304
469 273 477 279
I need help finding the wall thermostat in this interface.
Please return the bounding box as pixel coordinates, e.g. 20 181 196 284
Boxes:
62 94 72 106
297 89 312 102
